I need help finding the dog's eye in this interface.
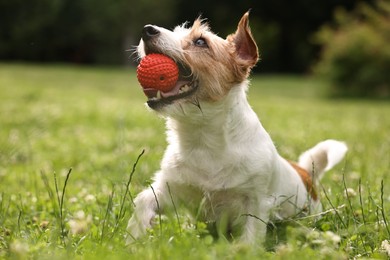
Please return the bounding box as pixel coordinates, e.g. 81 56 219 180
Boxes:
194 37 208 48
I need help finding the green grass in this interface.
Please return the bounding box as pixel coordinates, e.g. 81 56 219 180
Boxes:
0 63 389 259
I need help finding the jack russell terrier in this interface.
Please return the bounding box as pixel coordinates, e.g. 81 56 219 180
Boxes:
127 12 347 244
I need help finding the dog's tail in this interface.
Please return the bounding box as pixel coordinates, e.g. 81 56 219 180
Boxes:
298 139 348 182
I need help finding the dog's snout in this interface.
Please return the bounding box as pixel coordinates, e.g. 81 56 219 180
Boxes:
142 25 160 40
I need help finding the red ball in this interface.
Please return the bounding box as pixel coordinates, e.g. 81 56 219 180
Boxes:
136 54 179 93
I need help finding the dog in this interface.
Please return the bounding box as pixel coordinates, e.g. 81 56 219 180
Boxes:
127 12 348 244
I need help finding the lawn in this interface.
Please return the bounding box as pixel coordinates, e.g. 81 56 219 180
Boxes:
0 63 389 259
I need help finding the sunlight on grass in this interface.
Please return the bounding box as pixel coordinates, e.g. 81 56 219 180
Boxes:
0 63 389 259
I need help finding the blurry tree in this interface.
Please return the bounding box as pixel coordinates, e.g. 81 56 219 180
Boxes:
314 0 390 98
0 0 176 64
0 0 62 60
0 0 376 72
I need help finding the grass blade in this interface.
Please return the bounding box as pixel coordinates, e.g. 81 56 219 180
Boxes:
101 186 115 243
358 179 367 226
166 182 181 234
150 184 162 236
113 149 145 235
380 180 390 237
53 168 73 244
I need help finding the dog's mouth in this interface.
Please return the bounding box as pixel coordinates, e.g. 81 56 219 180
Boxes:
142 58 199 110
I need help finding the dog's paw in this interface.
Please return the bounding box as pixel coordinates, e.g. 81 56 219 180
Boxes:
126 211 156 244
126 218 149 242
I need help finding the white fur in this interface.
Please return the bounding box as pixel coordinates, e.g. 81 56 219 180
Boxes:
127 83 347 243
298 140 348 180
127 16 347 244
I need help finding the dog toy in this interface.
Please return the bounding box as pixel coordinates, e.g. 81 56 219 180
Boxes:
137 54 179 93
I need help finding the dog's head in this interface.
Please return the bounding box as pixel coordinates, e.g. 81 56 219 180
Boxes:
137 12 259 112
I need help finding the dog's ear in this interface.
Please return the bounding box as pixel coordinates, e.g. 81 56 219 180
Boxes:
227 12 259 69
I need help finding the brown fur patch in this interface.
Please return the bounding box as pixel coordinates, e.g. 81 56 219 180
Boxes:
179 13 258 102
288 161 318 201
181 20 236 101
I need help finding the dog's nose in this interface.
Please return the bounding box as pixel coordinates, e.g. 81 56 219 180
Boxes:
142 25 160 40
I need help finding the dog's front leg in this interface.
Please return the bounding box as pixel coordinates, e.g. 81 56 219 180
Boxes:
239 197 272 244
126 179 167 243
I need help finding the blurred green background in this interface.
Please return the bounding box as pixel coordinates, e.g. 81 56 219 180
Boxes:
0 0 372 71
1 0 389 97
